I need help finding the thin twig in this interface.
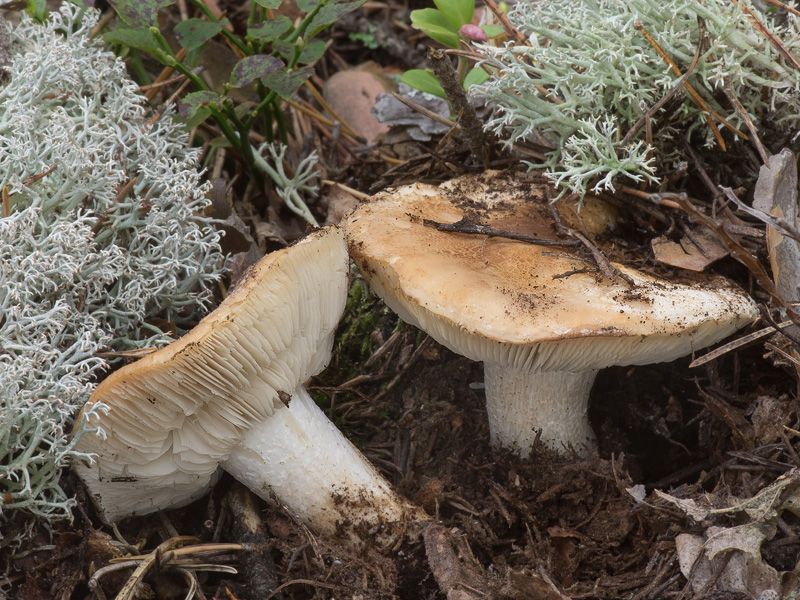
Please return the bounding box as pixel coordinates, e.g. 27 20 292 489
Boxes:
389 92 456 130
729 0 800 72
721 186 800 242
145 48 189 102
375 336 434 401
571 230 635 286
88 561 139 599
722 77 769 166
683 142 725 201
2 185 9 218
759 305 800 347
634 22 746 146
265 579 343 600
22 164 57 186
136 73 189 93
422 216 581 247
482 0 528 45
548 198 634 285
302 79 362 141
89 9 116 40
320 179 369 200
759 0 800 18
621 23 704 147
618 184 681 209
689 320 790 367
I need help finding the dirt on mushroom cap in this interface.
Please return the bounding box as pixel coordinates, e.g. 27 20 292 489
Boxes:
343 171 759 372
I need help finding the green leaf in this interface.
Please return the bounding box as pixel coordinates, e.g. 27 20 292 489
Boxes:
254 0 282 8
296 0 321 12
306 0 367 39
272 40 294 60
247 16 293 41
481 24 504 39
234 102 257 121
174 18 228 50
432 0 474 30
103 27 161 53
231 55 285 88
108 0 173 27
178 91 222 118
25 0 47 22
261 66 314 100
464 66 488 88
298 39 326 64
410 8 460 48
183 46 204 69
174 105 212 128
400 69 446 99
209 136 234 148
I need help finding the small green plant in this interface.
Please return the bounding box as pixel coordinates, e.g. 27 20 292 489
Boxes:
102 0 366 224
401 0 502 98
338 277 394 365
349 24 384 50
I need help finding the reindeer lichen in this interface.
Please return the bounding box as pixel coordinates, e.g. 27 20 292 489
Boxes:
0 3 224 543
474 0 800 197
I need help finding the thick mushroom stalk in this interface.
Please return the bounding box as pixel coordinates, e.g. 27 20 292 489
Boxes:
484 367 598 456
72 227 424 546
224 386 416 538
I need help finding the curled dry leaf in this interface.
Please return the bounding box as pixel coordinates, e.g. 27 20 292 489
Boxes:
676 533 784 597
664 471 800 596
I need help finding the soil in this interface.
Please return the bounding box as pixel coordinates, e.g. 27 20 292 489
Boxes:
4 0 800 599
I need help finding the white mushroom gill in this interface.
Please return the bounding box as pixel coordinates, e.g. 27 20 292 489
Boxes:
73 227 424 545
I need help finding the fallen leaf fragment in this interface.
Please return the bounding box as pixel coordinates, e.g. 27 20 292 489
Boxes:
665 471 800 597
651 226 728 271
753 148 800 305
324 65 394 142
676 533 783 597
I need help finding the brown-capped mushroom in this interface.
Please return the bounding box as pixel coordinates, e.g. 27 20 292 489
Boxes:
343 172 759 456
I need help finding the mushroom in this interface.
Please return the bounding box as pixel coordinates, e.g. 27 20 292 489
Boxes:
73 227 423 544
342 172 759 456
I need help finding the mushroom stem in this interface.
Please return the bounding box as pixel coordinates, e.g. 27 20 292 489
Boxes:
483 365 599 457
222 386 425 547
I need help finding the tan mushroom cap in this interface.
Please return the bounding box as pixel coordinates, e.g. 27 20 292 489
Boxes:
344 172 759 375
73 227 349 522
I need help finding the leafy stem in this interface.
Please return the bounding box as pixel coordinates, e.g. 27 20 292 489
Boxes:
287 0 329 42
207 105 246 153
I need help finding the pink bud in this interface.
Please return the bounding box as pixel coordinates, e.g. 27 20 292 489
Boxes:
459 24 487 43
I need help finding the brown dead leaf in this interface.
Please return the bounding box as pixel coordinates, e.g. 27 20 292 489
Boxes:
651 226 728 271
750 395 787 445
424 524 491 600
323 65 394 143
323 183 360 226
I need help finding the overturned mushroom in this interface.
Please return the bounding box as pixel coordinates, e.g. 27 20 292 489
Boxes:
343 172 759 456
73 227 423 545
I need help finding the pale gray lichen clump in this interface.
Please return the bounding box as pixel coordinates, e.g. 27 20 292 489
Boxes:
474 0 800 197
0 4 224 536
